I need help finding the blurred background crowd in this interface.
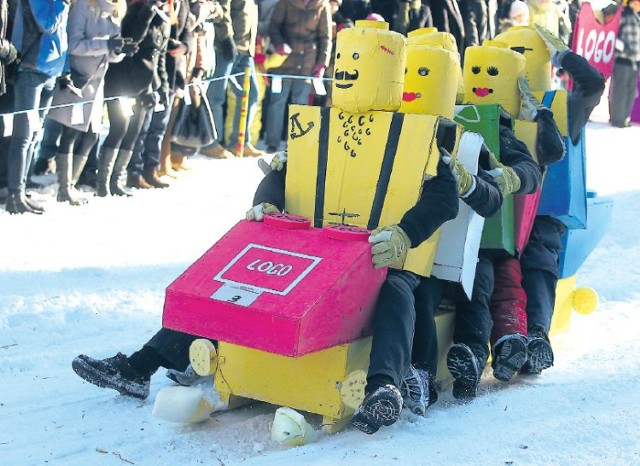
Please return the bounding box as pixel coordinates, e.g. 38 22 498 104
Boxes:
0 0 637 214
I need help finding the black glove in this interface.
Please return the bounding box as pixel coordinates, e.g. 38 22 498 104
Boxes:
121 41 139 57
0 39 18 65
107 35 126 53
220 37 238 62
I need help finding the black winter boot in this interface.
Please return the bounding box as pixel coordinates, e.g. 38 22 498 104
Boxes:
521 327 554 375
110 150 134 197
72 352 150 399
96 147 119 197
492 334 527 382
399 365 437 416
351 384 403 434
6 192 43 215
56 152 87 205
143 167 169 189
447 343 482 400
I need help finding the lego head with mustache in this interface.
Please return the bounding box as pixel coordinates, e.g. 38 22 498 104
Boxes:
462 40 526 117
332 20 406 113
400 44 458 118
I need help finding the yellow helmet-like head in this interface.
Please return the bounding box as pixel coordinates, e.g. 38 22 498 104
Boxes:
332 20 406 113
463 40 526 116
400 45 458 118
495 26 551 91
407 27 464 105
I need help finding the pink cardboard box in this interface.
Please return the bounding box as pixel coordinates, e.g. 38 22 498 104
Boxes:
162 214 386 357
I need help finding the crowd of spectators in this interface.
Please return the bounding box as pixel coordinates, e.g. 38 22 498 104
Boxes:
0 0 637 214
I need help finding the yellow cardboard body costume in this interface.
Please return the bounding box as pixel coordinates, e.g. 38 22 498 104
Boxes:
286 20 447 277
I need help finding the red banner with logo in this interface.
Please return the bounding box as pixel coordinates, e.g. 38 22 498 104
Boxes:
571 3 623 79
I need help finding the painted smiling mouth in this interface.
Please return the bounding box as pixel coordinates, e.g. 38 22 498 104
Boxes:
473 87 493 97
334 69 359 89
402 92 422 102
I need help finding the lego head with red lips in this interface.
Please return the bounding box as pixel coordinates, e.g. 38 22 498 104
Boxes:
399 44 459 118
462 40 526 117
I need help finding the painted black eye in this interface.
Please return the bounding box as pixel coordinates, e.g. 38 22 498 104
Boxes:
404 68 407 74
353 52 360 60
418 67 429 76
336 53 341 59
472 66 481 74
487 66 499 76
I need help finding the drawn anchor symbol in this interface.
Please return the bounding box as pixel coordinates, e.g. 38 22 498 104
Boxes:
328 208 360 226
290 113 314 139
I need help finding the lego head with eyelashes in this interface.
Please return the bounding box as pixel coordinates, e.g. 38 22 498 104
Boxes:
495 26 551 91
400 44 458 118
462 40 526 116
332 20 406 113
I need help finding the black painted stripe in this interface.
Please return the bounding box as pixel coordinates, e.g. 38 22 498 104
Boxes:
314 107 331 228
367 112 404 230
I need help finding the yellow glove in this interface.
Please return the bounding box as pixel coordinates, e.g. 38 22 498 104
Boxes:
487 166 521 196
245 202 279 221
368 225 411 269
441 149 474 196
270 151 287 172
518 75 544 121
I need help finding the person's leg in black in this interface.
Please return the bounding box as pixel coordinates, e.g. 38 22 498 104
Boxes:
55 126 87 205
117 97 153 194
71 131 99 189
97 100 129 196
72 328 204 400
447 250 494 399
352 269 420 434
520 215 564 374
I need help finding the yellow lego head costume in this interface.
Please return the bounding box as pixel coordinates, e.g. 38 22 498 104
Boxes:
332 20 406 113
407 28 464 104
495 26 551 91
463 40 526 116
400 45 458 118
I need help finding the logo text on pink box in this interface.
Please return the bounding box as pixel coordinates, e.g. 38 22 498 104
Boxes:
214 244 323 295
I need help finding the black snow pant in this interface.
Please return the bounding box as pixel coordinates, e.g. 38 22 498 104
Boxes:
520 215 565 334
412 276 446 377
128 328 210 377
452 249 497 366
608 58 639 128
366 269 422 392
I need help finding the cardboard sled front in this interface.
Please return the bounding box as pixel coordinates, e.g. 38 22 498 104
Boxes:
163 214 386 357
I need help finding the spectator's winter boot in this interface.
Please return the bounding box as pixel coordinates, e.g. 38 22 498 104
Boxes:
96 147 119 197
142 167 169 189
71 151 91 188
447 343 483 400
492 334 527 382
399 366 437 416
521 327 554 375
351 384 403 434
6 192 41 215
72 352 150 399
56 153 87 206
110 150 134 197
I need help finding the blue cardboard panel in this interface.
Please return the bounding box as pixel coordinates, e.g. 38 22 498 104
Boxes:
538 129 587 229
559 193 613 278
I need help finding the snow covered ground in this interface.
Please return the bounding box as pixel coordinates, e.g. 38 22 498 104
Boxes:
1 98 639 465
